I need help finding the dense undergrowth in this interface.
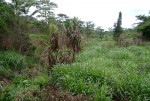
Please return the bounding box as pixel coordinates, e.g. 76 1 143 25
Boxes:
52 38 150 101
0 36 150 101
0 51 50 100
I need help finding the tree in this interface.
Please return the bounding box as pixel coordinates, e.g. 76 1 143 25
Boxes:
136 14 150 41
64 17 81 53
113 12 123 41
0 1 15 35
71 17 81 53
0 0 37 53
108 27 113 32
48 23 58 74
57 13 68 23
95 26 104 34
85 21 95 36
36 0 57 25
56 13 68 34
78 20 85 34
0 0 4 3
10 0 38 25
95 26 104 38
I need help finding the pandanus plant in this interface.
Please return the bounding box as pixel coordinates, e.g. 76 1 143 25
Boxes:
48 23 58 75
64 17 81 54
65 19 73 38
72 17 81 53
49 23 58 52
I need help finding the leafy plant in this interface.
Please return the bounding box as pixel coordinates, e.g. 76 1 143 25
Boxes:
0 51 27 72
136 14 150 41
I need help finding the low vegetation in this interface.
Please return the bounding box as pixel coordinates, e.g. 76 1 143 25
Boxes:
0 0 150 101
52 37 150 100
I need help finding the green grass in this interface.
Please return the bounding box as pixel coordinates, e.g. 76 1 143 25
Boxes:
0 51 27 72
0 51 50 101
52 38 150 100
0 36 149 101
0 72 50 101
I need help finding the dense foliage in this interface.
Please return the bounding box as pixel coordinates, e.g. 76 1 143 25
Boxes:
136 14 150 41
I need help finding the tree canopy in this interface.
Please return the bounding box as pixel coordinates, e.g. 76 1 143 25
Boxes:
136 14 150 41
113 12 123 41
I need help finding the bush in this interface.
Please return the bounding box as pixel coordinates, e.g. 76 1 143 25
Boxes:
1 84 44 101
0 66 14 79
0 75 50 101
0 51 27 72
136 15 150 41
141 24 150 41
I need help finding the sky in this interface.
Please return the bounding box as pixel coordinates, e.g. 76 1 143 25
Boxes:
51 0 150 30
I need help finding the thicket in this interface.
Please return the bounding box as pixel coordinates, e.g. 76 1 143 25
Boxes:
136 14 150 41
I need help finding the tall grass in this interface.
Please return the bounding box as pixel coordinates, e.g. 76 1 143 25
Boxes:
52 38 150 100
0 51 27 72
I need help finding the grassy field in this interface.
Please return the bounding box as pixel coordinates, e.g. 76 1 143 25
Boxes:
52 37 150 101
0 36 150 101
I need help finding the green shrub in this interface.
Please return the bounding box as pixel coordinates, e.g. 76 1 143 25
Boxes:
136 15 150 41
33 75 50 86
1 75 50 101
1 84 44 101
0 66 14 79
0 51 27 71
